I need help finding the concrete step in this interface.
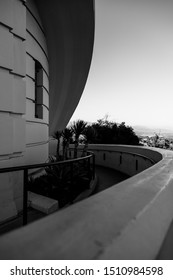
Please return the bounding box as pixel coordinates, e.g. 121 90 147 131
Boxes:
28 191 59 215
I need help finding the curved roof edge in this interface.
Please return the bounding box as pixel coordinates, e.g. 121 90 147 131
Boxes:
35 0 95 135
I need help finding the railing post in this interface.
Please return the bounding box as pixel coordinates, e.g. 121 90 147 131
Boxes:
92 154 95 179
23 169 28 226
136 159 138 171
120 153 122 164
88 156 90 180
70 162 73 203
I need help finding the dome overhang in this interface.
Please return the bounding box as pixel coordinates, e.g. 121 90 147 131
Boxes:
35 0 95 135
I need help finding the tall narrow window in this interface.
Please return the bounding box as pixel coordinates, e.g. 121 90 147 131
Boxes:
35 60 43 119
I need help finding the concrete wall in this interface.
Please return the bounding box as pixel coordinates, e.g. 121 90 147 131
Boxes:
49 142 160 177
0 0 49 223
1 146 173 259
86 144 162 176
66 144 162 176
87 144 162 163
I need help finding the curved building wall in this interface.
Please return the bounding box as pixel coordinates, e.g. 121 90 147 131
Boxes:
0 0 94 223
0 0 26 222
35 0 95 134
0 0 49 223
25 0 49 165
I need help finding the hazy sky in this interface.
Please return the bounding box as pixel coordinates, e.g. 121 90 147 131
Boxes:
70 0 173 130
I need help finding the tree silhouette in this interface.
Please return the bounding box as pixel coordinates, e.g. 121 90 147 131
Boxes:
62 127 73 159
53 130 62 160
71 120 87 158
82 126 97 155
91 118 139 145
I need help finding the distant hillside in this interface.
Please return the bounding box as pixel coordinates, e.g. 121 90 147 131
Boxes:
133 125 173 138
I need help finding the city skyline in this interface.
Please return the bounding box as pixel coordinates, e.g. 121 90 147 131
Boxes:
70 0 173 131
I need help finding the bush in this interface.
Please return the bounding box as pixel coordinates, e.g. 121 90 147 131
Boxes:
28 158 92 208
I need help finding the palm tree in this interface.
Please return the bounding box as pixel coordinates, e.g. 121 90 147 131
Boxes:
62 127 73 160
71 120 87 158
82 126 97 156
53 130 62 161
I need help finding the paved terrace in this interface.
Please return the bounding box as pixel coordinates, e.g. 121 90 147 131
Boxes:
0 145 173 259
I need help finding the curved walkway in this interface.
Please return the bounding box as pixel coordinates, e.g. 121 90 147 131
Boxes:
94 165 129 194
157 219 173 259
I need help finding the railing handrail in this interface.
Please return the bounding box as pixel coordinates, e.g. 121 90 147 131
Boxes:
75 147 156 165
0 153 94 174
0 151 95 226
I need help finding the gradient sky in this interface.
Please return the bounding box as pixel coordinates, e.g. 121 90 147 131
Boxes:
70 0 173 130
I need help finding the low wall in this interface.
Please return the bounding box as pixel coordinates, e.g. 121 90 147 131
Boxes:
67 144 162 177
88 144 162 161
0 145 173 260
83 144 162 176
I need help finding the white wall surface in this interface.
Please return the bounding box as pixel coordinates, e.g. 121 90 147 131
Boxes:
25 143 49 165
0 0 26 223
25 0 49 165
0 0 49 223
26 32 48 75
26 122 48 145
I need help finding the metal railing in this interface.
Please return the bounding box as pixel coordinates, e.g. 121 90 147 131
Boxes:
0 152 95 226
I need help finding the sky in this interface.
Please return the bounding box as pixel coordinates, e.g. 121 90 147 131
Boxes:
70 0 173 130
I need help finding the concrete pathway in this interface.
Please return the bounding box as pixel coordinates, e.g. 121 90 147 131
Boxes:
94 165 129 194
157 219 173 259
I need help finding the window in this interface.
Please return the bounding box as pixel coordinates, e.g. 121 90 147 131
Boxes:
35 60 43 119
